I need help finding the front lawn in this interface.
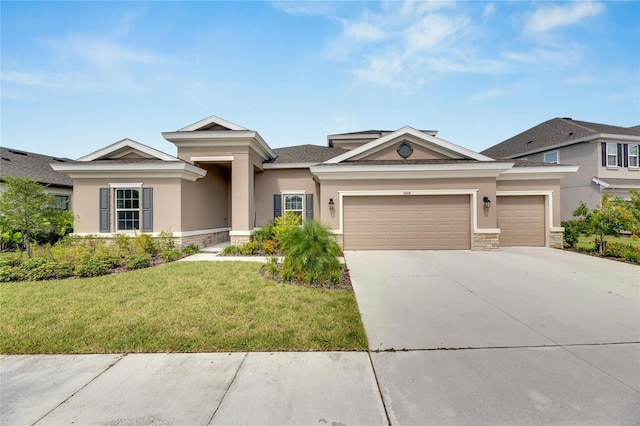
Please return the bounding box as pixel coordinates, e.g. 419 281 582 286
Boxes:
575 235 640 251
0 261 367 354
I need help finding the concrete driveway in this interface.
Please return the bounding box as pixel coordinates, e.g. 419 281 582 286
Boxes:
346 247 640 424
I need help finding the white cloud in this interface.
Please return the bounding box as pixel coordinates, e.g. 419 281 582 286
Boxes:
342 20 387 43
525 1 605 33
468 88 511 102
483 3 496 18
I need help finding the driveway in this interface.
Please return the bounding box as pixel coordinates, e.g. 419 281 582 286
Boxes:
346 247 640 424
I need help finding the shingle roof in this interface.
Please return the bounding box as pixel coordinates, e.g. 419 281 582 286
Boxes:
270 145 349 164
481 118 640 159
0 147 73 187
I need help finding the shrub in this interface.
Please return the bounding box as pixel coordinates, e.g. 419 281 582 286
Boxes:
273 212 302 244
265 256 278 278
0 253 22 268
561 220 581 249
279 219 341 285
0 266 24 282
114 233 134 255
253 222 276 245
160 249 181 263
75 254 118 277
133 233 156 255
26 261 58 281
239 241 259 255
181 244 200 255
221 245 242 256
20 257 48 271
156 231 176 252
261 239 277 254
124 253 152 270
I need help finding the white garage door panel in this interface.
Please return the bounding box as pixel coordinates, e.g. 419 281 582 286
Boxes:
343 195 471 250
497 196 545 247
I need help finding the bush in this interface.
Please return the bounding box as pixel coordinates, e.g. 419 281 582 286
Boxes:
240 241 259 255
0 266 24 282
160 249 181 263
20 257 48 271
133 233 156 255
273 212 302 244
279 219 342 285
0 253 22 268
221 245 242 256
156 231 176 252
181 244 200 255
26 261 58 281
124 253 152 270
75 254 118 277
261 239 277 254
562 220 581 249
253 222 276 245
265 256 278 278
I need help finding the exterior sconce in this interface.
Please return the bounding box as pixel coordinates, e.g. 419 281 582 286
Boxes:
328 198 335 211
483 196 491 209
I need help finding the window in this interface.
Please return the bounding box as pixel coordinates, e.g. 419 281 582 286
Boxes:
116 189 140 230
54 195 69 210
629 144 639 168
543 151 558 164
606 143 618 167
284 194 303 217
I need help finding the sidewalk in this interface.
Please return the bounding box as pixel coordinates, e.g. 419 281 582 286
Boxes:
1 352 387 426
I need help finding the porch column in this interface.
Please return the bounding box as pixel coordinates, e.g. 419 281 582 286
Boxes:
230 152 254 245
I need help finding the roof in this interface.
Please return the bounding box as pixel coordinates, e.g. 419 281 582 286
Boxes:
270 145 350 164
481 117 640 159
0 147 73 188
592 177 640 190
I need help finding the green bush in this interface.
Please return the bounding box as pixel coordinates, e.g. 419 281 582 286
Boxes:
240 241 259 255
279 219 342 285
156 231 176 253
20 257 48 271
0 253 22 268
181 244 200 255
0 266 24 282
221 245 242 256
253 222 276 245
562 220 581 249
26 261 58 281
273 212 301 244
160 249 181 263
134 233 156 255
124 253 152 270
265 256 278 278
75 254 118 277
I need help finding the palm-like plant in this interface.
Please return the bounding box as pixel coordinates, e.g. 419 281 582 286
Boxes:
279 219 342 283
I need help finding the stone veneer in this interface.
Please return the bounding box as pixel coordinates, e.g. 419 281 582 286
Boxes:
549 230 564 249
230 234 252 246
177 230 230 249
474 233 500 251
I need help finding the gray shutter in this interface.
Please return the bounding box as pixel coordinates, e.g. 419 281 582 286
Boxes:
99 188 110 233
305 194 314 219
601 143 606 167
623 144 629 167
617 143 623 167
274 194 282 218
142 188 153 232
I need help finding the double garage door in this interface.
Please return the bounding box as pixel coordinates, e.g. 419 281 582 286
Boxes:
342 194 546 250
343 195 471 250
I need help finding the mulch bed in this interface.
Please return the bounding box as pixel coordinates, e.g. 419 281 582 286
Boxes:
259 264 353 290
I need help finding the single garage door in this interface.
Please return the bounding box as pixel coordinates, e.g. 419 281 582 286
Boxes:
497 196 545 246
343 195 471 250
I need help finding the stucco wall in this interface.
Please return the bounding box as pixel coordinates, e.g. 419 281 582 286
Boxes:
180 164 230 232
72 178 182 233
254 168 318 227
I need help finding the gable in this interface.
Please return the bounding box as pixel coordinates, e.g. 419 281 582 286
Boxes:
357 137 452 161
178 115 248 132
78 139 178 162
325 126 492 164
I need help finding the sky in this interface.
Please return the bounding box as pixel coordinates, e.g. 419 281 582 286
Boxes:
1 1 639 160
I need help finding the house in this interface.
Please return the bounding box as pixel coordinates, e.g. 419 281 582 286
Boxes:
481 118 640 221
0 147 73 210
51 115 578 250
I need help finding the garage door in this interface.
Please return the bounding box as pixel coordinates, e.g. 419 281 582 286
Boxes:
343 195 471 250
497 196 545 246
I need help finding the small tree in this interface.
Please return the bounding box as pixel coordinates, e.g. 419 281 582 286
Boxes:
0 176 73 257
572 193 638 254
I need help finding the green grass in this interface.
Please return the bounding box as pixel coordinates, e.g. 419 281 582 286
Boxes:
0 261 368 354
575 235 640 251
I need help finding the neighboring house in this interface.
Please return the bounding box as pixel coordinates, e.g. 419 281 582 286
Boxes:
481 118 640 221
0 147 73 210
52 115 578 250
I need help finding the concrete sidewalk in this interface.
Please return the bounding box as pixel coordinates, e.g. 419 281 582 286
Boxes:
3 346 639 425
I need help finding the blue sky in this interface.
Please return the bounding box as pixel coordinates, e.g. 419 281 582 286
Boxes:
2 1 638 159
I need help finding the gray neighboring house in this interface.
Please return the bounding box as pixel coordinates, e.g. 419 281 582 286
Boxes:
0 147 73 210
481 118 640 221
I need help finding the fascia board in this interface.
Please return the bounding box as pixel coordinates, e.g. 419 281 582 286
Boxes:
78 139 177 162
162 130 276 160
177 115 247 131
51 162 207 181
262 162 318 169
325 126 492 163
592 177 640 189
311 162 514 180
598 134 640 143
497 165 579 181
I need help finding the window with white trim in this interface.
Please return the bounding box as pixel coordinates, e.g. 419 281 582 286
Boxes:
283 194 303 217
116 188 140 230
543 151 558 164
629 144 639 168
606 143 618 167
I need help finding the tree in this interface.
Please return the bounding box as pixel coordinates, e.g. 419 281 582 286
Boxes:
0 176 73 257
572 192 639 254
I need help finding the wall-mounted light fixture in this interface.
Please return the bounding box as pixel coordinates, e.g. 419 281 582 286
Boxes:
328 198 335 211
483 196 491 209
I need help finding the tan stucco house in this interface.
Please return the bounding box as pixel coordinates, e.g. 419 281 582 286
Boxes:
482 118 640 221
52 115 578 250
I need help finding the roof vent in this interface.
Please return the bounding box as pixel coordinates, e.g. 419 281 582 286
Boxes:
53 158 66 162
2 157 10 161
8 150 27 156
562 117 572 120
526 140 533 144
569 132 574 136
